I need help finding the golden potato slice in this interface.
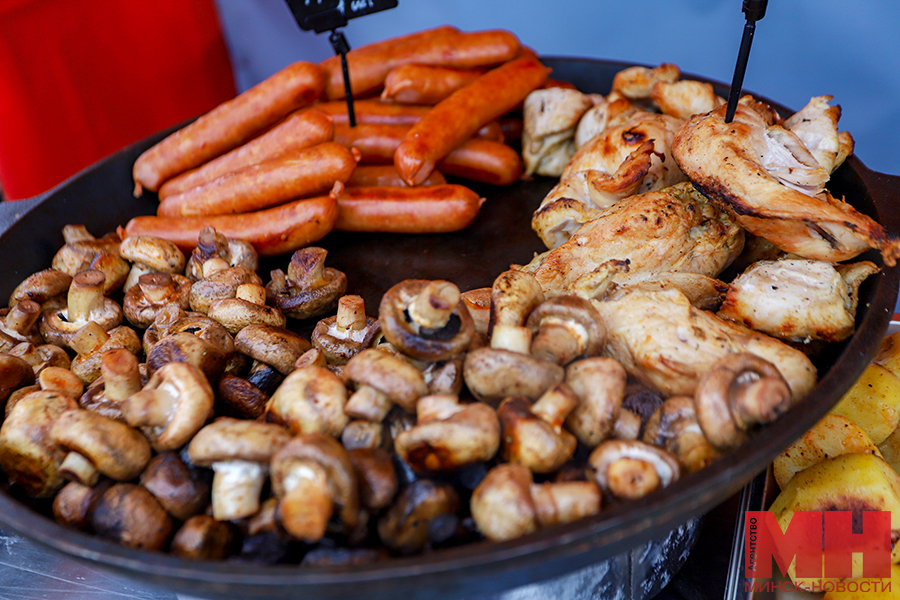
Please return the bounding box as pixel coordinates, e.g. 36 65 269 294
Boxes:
873 332 900 380
830 364 900 444
773 413 881 490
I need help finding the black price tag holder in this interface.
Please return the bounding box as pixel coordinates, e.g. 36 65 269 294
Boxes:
724 0 768 123
284 0 400 126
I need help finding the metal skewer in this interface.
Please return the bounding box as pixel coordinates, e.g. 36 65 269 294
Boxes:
724 0 768 123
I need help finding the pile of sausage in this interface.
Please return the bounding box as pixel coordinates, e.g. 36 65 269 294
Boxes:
127 26 552 256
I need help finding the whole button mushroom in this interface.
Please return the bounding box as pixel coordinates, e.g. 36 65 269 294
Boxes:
234 323 311 376
462 346 564 405
497 385 578 474
50 409 152 486
265 366 349 437
123 272 192 328
216 375 270 420
588 439 681 501
489 270 545 353
694 352 793 450
123 362 215 452
50 226 121 277
8 268 72 309
525 295 606 365
189 266 263 315
70 324 141 385
377 479 461 555
40 270 123 349
459 287 492 340
146 332 226 385
270 433 360 543
643 396 721 473
0 300 43 349
343 349 428 422
348 447 398 511
207 283 286 335
379 280 475 362
0 390 78 497
266 247 347 320
79 348 143 421
118 234 187 291
52 479 114 531
0 354 36 408
140 452 212 522
37 365 84 399
171 514 235 561
187 417 292 521
144 310 236 359
311 295 382 365
470 463 601 542
564 357 628 447
7 341 71 377
91 483 174 551
84 250 131 295
394 394 500 474
185 227 258 282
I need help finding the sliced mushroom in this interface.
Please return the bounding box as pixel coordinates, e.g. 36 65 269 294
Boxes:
140 452 212 521
123 272 191 328
91 483 173 551
498 384 578 473
50 409 152 485
267 247 348 320
526 295 606 365
564 357 627 447
187 417 292 521
395 394 500 473
462 346 564 405
694 352 793 450
379 280 475 361
185 227 258 282
588 439 681 500
377 479 461 554
643 396 721 473
470 463 601 542
0 390 78 497
270 433 360 542
124 362 215 452
489 270 544 353
265 366 348 437
311 295 382 365
343 348 428 422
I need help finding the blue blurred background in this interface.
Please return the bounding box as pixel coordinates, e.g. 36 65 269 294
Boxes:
213 0 900 176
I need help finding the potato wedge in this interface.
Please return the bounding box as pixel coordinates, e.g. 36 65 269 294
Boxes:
830 364 900 445
773 413 882 490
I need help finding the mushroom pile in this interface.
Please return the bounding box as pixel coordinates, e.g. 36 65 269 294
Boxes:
0 221 806 562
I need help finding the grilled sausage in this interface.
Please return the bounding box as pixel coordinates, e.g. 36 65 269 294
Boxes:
157 109 334 200
334 123 504 165
122 195 338 257
346 165 447 188
394 56 550 185
133 61 324 195
438 139 524 186
381 64 486 105
156 142 358 218
335 184 485 233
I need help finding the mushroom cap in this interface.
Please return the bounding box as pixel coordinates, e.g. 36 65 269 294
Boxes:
125 362 215 452
70 325 141 385
119 235 186 273
186 227 258 281
0 353 36 404
51 230 121 277
189 266 263 314
123 273 192 329
235 324 311 375
207 297 287 335
378 478 461 554
188 417 292 466
270 432 359 528
265 366 349 437
564 357 627 446
9 269 72 308
462 346 565 405
588 439 681 497
52 479 114 530
215 374 269 420
170 514 235 561
526 295 607 364
347 447 398 510
379 279 476 362
91 483 174 551
470 463 537 542
0 390 78 497
268 247 347 320
497 396 577 473
140 452 211 521
146 332 226 384
50 409 152 481
343 349 428 412
311 314 381 365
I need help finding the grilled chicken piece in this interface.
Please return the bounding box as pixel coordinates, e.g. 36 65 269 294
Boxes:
783 95 854 174
611 63 680 106
717 258 879 343
522 182 744 297
532 110 687 249
588 287 818 401
673 102 900 265
573 95 638 149
650 80 724 121
522 88 597 177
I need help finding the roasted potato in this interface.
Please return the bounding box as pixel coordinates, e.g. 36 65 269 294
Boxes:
830 364 900 445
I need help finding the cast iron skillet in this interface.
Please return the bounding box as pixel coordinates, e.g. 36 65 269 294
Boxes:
0 58 897 600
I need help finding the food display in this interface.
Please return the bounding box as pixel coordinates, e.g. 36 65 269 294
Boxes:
0 24 897 596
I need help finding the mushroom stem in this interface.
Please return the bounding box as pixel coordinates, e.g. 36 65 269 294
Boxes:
613 409 642 440
5 300 40 334
408 281 459 330
67 270 106 322
490 324 533 354
731 373 791 427
69 322 110 355
235 283 266 305
100 349 142 403
531 322 585 365
336 295 367 331
138 273 176 303
287 247 327 287
277 460 333 542
345 385 394 422
59 451 100 486
125 388 178 429
605 457 660 499
202 257 230 278
211 460 268 521
531 481 602 527
531 384 579 429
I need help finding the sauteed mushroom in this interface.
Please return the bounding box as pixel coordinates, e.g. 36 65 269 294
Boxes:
463 346 564 405
694 352 793 450
497 386 578 473
79 348 143 421
52 479 113 531
234 323 311 375
171 515 235 561
140 452 211 521
267 247 347 320
311 295 381 365
343 349 428 422
0 300 43 348
8 269 71 309
185 227 258 282
588 439 681 500
189 266 263 315
348 447 398 510
377 478 461 554
119 235 186 291
37 366 84 400
91 483 173 551
265 366 348 437
564 357 627 447
208 283 286 335
146 332 226 384
50 226 121 277
526 295 606 365
643 396 720 473
123 272 191 328
40 270 123 349
0 354 35 407
70 324 141 385
489 270 544 353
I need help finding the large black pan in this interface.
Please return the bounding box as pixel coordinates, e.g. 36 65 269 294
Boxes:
0 58 897 600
